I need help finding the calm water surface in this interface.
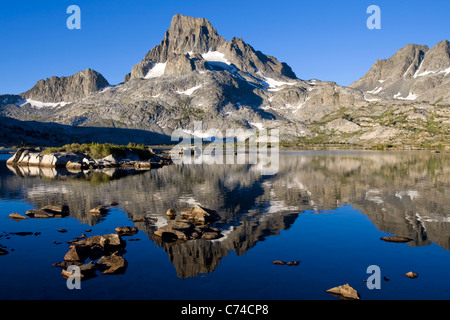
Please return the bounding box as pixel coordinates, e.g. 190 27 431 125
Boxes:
0 150 449 300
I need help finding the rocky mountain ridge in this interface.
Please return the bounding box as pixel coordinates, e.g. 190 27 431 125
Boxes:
22 68 110 104
0 14 448 148
350 40 450 103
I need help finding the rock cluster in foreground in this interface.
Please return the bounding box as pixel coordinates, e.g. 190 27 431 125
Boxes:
53 230 133 280
155 205 222 242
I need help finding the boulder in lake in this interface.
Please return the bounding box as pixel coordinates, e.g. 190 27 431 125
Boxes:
101 233 126 252
24 205 69 218
154 221 195 241
404 271 418 279
8 213 27 221
115 226 138 236
25 209 54 218
326 283 360 300
180 205 220 224
61 261 97 280
64 245 90 262
90 205 109 215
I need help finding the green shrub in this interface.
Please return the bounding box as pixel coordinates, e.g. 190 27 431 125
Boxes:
42 142 151 159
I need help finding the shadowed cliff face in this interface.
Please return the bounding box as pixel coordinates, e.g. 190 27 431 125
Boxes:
1 151 449 278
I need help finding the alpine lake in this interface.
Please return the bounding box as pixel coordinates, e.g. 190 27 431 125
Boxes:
0 149 449 300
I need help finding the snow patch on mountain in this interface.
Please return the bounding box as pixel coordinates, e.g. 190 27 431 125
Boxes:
176 84 203 95
18 99 71 109
145 63 167 79
395 92 418 100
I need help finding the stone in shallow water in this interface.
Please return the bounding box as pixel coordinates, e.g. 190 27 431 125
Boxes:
404 271 418 279
115 226 138 236
8 213 27 220
61 261 97 280
154 221 195 241
326 283 360 300
63 245 90 262
25 209 53 218
96 254 128 274
180 205 220 224
380 236 413 243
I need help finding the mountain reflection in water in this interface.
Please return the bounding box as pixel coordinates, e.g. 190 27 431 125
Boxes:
1 150 449 279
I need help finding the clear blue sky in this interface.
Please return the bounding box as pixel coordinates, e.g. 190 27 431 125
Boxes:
0 0 449 94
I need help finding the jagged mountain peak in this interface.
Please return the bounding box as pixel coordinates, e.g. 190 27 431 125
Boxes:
147 14 225 64
350 43 428 88
415 39 450 77
127 14 297 82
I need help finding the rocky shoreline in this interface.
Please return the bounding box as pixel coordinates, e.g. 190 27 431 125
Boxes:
6 147 172 171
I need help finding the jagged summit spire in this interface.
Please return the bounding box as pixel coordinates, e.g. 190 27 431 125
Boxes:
146 14 225 63
126 14 297 81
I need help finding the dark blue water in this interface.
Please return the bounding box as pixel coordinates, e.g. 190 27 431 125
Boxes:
0 151 449 300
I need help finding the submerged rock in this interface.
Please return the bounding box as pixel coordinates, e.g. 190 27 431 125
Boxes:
272 260 300 266
96 254 128 274
326 283 360 300
380 236 413 243
10 232 34 236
